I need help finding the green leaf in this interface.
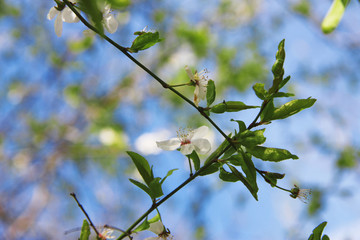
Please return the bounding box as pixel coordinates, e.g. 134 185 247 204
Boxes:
133 217 150 233
188 151 201 171
219 167 239 182
247 146 298 162
239 151 257 187
308 221 328 240
278 75 291 90
231 119 247 133
252 83 267 100
238 129 266 148
263 171 285 187
149 177 164 199
206 80 216 106
79 219 90 240
210 101 259 114
199 162 221 176
224 101 259 112
78 0 104 35
129 31 162 53
271 98 316 120
260 99 275 122
271 92 295 98
127 151 153 186
68 36 93 53
269 39 285 93
129 178 153 197
160 168 178 184
321 0 349 34
322 235 330 240
228 165 258 200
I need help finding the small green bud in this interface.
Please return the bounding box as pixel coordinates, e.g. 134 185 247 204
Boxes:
210 103 227 113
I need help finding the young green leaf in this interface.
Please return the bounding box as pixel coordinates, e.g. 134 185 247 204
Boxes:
129 178 153 197
188 151 201 171
79 219 90 240
260 99 275 122
148 177 164 199
219 167 239 182
321 0 349 34
271 92 295 98
231 119 247 133
269 39 285 93
133 217 150 233
204 134 232 165
127 151 153 186
228 165 258 200
252 83 267 100
271 97 316 120
308 221 328 240
238 129 266 148
128 31 162 53
278 75 291 90
199 162 221 176
160 168 178 184
206 80 216 106
246 146 298 162
210 101 259 114
262 171 285 187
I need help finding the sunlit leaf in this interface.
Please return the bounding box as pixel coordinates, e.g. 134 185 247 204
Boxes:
127 151 153 186
321 0 349 34
271 98 316 120
238 129 266 148
129 178 153 197
128 31 162 53
252 83 267 100
206 80 216 106
79 219 90 240
219 167 239 182
308 221 328 240
247 146 298 161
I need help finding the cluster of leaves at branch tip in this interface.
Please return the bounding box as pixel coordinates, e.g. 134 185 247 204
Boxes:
127 151 177 200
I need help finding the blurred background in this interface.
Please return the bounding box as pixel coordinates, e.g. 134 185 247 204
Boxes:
1 0 360 239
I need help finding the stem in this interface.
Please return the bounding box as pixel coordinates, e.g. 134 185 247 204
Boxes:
70 192 100 237
166 82 193 88
117 145 231 239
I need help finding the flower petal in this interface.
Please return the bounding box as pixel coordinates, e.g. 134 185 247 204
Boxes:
47 7 58 20
104 14 118 34
54 13 63 37
149 221 165 235
185 66 194 81
62 7 79 23
156 138 181 151
192 126 209 139
192 138 211 154
193 85 200 106
180 143 194 155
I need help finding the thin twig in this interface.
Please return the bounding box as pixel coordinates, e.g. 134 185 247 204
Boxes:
70 192 100 237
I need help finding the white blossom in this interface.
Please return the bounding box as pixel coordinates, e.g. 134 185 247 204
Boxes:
99 228 115 240
102 4 118 34
47 1 79 37
290 185 312 203
145 221 173 240
156 126 211 155
185 66 209 107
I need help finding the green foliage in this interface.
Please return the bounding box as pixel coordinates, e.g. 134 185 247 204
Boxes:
236 129 266 148
266 98 317 121
262 171 285 187
79 219 90 240
78 0 105 34
107 0 131 9
128 31 162 53
246 146 298 162
127 151 177 199
210 101 259 114
321 0 350 34
308 189 322 216
308 221 330 240
228 164 258 200
188 151 201 171
133 214 161 233
336 146 358 169
206 80 216 107
68 36 94 53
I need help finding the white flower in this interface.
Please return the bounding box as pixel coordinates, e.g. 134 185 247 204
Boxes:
156 126 211 155
185 66 209 107
47 0 79 37
99 227 115 240
145 221 173 240
102 5 118 34
290 185 312 203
